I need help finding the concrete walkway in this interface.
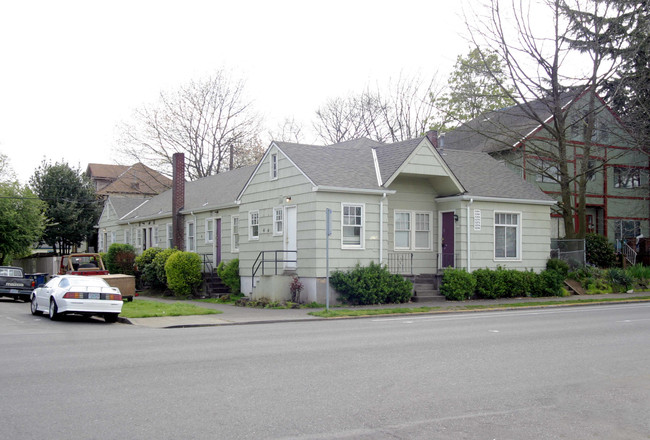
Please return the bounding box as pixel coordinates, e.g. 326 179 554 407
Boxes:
120 292 650 328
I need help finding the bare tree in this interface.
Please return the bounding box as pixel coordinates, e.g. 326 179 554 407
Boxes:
116 70 264 181
269 117 306 144
459 0 632 239
313 75 443 144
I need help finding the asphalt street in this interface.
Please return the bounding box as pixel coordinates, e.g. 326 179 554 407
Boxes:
1 299 649 439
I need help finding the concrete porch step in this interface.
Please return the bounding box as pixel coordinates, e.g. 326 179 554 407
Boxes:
412 293 446 302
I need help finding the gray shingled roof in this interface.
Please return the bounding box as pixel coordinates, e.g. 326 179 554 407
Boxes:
110 197 150 219
276 137 550 202
275 142 381 189
121 165 255 222
439 149 554 201
444 92 578 153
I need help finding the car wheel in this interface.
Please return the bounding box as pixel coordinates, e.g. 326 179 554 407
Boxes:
104 313 119 323
31 296 41 315
48 299 59 321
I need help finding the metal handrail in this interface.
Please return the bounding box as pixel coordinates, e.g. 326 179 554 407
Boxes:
251 250 298 286
387 252 413 275
622 241 637 266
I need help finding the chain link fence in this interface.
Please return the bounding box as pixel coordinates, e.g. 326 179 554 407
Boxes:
550 238 586 267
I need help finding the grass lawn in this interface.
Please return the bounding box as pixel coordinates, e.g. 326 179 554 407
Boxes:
121 299 222 318
308 296 650 318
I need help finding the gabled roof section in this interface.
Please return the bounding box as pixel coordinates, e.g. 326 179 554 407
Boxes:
444 91 580 153
108 196 151 219
440 149 554 202
120 165 255 223
98 163 172 196
86 163 129 180
276 142 380 190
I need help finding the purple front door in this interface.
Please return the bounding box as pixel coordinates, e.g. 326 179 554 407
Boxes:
441 212 455 268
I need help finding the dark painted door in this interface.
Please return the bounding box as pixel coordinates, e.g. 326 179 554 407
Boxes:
215 218 222 267
441 212 455 268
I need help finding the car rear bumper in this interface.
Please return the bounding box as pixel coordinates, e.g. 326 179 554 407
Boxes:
57 299 123 315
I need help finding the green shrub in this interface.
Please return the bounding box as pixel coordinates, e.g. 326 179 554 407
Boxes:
165 251 202 297
135 247 164 287
474 267 509 299
626 264 650 281
329 262 412 305
440 268 476 301
216 258 240 293
105 243 136 275
546 258 570 278
607 268 633 292
531 270 564 297
152 248 180 289
504 269 536 298
586 233 616 268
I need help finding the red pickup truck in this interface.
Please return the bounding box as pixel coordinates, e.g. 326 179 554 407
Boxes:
59 253 109 276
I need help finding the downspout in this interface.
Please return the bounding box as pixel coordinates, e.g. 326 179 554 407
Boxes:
467 198 474 272
380 193 386 265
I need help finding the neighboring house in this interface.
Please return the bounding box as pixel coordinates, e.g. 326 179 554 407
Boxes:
99 134 555 303
97 197 149 252
86 163 172 198
98 164 255 262
443 89 649 244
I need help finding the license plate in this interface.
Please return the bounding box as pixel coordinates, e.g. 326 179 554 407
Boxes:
88 293 100 300
9 289 18 294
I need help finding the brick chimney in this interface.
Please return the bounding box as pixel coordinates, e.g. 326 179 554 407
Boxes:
172 153 185 251
425 130 438 148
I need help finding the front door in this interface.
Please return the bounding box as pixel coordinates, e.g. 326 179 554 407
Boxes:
213 218 222 267
285 206 297 269
441 212 455 268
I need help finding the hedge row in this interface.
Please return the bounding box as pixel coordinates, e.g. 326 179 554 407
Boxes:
441 266 565 301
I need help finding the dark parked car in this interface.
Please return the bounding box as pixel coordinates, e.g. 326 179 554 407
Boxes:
0 266 35 301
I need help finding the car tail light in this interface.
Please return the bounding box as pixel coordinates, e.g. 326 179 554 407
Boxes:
30 280 35 288
63 292 83 299
107 293 122 301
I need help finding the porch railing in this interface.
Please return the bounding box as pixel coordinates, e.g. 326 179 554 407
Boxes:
621 241 637 266
251 250 297 287
387 252 413 275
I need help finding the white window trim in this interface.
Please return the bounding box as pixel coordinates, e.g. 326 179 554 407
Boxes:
166 223 173 249
341 203 365 249
273 207 284 236
270 153 278 180
205 218 214 244
394 211 411 250
186 221 196 252
393 210 433 251
152 225 158 247
493 211 522 261
249 210 259 241
232 215 240 252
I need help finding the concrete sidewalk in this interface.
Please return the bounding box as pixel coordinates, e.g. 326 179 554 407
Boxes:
119 292 650 328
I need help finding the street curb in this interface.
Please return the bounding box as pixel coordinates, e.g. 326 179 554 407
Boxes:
117 298 650 328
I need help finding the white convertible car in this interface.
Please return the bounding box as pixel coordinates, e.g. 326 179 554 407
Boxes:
31 275 123 323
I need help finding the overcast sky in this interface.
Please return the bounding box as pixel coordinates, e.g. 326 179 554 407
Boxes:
0 0 472 183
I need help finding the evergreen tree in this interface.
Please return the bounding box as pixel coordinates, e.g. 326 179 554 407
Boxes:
29 160 100 255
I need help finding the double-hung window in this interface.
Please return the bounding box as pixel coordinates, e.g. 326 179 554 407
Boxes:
273 207 283 235
394 211 431 250
494 212 520 259
186 222 196 252
249 211 259 240
536 160 559 183
394 212 410 249
232 216 240 251
166 223 173 248
414 213 431 249
342 204 363 248
205 218 214 243
614 167 641 188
